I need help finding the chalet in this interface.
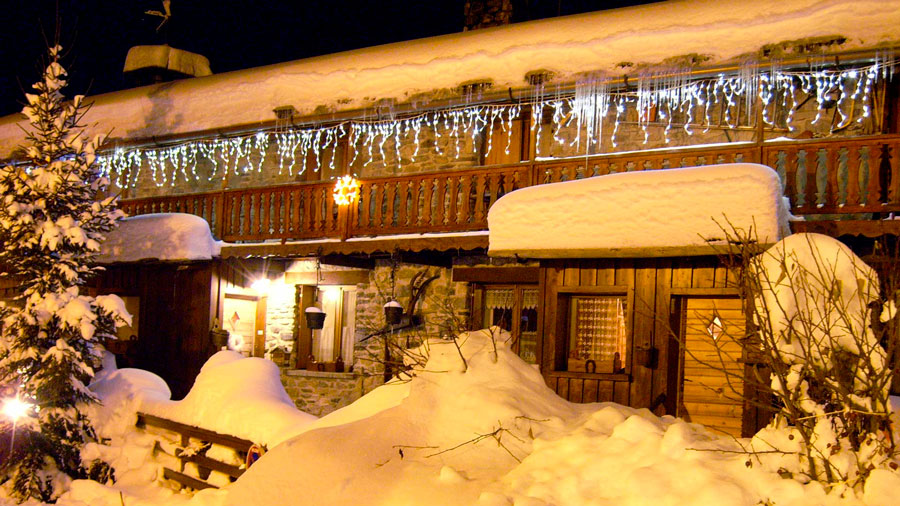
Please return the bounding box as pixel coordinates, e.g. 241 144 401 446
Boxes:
1 0 899 425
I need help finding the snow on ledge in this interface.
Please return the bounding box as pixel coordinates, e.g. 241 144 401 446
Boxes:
96 213 220 264
488 163 791 258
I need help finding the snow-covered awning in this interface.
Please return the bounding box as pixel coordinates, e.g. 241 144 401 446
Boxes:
1 0 898 158
96 213 220 264
487 163 791 258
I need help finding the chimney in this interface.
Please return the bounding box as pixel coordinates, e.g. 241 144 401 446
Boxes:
464 0 513 31
123 45 212 87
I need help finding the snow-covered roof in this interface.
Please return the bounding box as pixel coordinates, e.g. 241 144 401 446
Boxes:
487 163 791 258
1 0 898 158
95 212 220 263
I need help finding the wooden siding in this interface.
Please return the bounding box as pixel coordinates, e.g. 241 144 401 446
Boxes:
680 297 745 437
93 263 217 399
540 257 739 419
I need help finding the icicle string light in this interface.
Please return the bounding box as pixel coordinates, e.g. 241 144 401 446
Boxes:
97 59 894 189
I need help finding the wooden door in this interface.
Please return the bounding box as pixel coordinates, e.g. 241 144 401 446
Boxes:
679 297 745 437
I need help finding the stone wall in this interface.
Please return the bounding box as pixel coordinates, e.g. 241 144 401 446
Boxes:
268 258 471 409
280 369 364 417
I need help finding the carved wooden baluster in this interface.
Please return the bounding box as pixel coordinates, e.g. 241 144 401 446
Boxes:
473 173 487 225
825 145 839 210
372 183 384 232
458 175 471 224
384 181 396 229
845 145 861 209
447 176 459 226
357 182 370 232
324 186 336 234
408 179 421 228
433 177 446 227
423 177 436 227
870 143 886 206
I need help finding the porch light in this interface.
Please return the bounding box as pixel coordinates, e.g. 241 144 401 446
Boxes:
251 278 272 294
333 175 360 206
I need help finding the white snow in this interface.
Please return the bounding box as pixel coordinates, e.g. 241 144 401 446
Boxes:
1 0 898 157
95 213 220 263
140 351 317 448
33 329 900 506
488 163 791 258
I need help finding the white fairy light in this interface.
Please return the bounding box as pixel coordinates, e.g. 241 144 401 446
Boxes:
94 58 893 192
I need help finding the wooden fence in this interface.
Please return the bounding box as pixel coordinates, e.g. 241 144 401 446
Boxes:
119 135 900 243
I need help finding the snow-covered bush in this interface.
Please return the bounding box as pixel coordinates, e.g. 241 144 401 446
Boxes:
726 232 898 491
0 46 128 502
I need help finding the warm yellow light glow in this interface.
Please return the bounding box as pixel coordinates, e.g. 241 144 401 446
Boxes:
322 286 342 303
333 175 360 206
251 278 272 294
2 396 32 421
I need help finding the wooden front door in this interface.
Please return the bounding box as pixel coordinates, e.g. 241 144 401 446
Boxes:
679 297 746 437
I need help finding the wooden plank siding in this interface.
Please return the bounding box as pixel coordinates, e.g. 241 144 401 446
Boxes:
539 257 755 433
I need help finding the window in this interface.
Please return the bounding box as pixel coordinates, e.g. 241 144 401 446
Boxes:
479 285 539 364
566 295 628 374
311 286 356 365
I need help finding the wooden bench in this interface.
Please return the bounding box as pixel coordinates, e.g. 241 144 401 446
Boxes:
136 412 265 490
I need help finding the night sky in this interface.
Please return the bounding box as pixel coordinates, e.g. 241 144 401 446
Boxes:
0 1 655 118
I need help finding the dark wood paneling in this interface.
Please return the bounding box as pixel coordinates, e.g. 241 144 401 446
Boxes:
452 266 539 283
539 256 744 415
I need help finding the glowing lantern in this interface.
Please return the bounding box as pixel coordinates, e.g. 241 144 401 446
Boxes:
333 175 360 205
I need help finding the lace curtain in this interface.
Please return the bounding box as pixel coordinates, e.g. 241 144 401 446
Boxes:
572 296 627 363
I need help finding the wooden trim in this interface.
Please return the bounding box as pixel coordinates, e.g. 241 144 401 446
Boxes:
178 452 245 479
557 285 629 294
163 468 218 490
223 293 259 301
285 270 370 286
136 413 255 452
669 287 739 296
253 296 267 358
452 266 539 283
295 285 315 369
546 371 630 382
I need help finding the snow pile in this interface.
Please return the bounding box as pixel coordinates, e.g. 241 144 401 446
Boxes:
141 351 316 447
1 0 898 155
754 233 882 362
96 213 219 263
40 329 900 505
747 233 896 489
224 329 582 506
66 355 190 506
489 163 790 258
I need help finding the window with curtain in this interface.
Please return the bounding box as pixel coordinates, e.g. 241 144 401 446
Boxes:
480 285 539 364
567 295 628 374
312 286 356 365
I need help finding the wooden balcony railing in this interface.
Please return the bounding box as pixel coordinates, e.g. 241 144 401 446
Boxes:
118 135 900 244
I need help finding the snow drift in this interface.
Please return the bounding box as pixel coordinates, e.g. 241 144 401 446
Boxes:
96 213 219 263
141 351 316 448
488 163 791 258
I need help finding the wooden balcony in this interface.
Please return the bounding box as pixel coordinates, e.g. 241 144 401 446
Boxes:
119 135 900 247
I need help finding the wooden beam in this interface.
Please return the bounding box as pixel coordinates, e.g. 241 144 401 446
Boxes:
397 250 454 268
178 452 245 479
162 468 218 490
285 270 371 286
452 266 539 283
136 413 256 452
320 254 375 270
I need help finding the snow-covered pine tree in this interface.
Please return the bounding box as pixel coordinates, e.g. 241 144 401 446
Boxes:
0 46 129 503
